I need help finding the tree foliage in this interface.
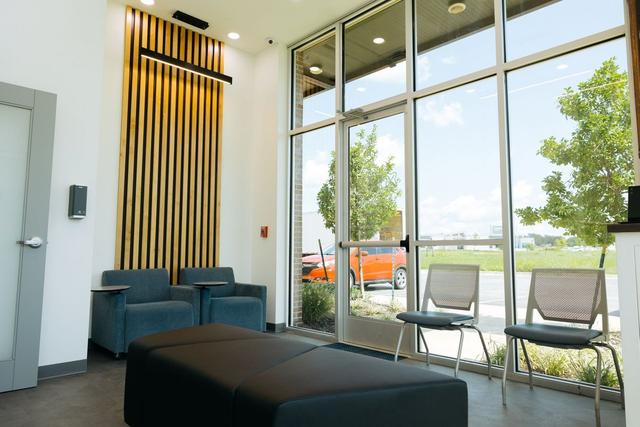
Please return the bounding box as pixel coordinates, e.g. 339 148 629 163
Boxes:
515 58 633 265
317 125 400 240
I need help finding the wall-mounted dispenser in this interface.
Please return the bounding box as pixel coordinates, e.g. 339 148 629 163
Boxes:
68 185 87 219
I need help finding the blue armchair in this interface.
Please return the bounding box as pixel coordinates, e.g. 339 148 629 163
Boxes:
179 267 266 332
91 269 199 356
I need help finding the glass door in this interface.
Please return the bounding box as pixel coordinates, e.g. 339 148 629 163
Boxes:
339 107 415 351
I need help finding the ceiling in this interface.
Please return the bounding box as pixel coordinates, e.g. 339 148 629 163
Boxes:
116 0 371 54
299 0 557 94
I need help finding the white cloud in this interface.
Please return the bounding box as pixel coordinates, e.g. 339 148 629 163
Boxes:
416 56 432 86
441 56 457 65
417 100 464 127
303 152 330 188
375 134 404 169
361 61 406 84
419 193 501 237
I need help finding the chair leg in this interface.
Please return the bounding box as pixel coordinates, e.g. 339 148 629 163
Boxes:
502 336 513 406
394 322 406 362
467 325 491 380
417 327 430 366
454 328 464 378
520 339 534 390
589 344 603 427
598 342 625 409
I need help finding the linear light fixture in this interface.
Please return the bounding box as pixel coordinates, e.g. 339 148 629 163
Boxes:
140 47 233 85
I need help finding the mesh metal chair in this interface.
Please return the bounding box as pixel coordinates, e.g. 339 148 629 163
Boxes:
502 268 624 427
393 264 491 379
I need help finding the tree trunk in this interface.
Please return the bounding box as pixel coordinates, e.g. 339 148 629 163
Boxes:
358 248 365 295
599 246 607 269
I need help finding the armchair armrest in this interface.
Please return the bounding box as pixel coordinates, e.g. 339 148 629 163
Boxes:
236 282 267 330
170 285 200 325
91 292 126 353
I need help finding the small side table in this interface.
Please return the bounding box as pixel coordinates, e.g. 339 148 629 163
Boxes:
192 281 228 288
192 282 227 325
91 285 131 293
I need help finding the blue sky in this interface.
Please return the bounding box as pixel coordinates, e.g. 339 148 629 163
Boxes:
298 0 628 243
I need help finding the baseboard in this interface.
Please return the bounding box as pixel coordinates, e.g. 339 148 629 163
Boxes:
266 322 286 333
38 359 87 380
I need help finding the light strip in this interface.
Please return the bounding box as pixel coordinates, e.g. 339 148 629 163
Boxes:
139 47 233 85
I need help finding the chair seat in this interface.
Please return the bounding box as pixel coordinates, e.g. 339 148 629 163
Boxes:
209 296 263 331
125 301 194 349
396 311 473 327
504 323 602 346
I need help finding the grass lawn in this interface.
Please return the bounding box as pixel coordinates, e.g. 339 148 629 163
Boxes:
420 249 617 273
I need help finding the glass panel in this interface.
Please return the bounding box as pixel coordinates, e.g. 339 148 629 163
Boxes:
416 77 501 240
416 0 495 89
0 104 31 362
348 113 405 242
344 1 406 110
508 39 629 388
505 0 624 61
349 246 407 321
291 126 336 333
418 246 505 364
292 33 336 128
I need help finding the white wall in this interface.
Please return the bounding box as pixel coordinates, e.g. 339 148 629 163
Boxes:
246 46 289 325
0 1 107 366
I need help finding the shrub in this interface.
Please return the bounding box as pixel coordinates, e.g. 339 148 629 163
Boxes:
302 283 334 325
571 354 619 388
489 342 506 366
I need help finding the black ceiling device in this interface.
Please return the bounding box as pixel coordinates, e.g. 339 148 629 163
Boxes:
172 10 209 30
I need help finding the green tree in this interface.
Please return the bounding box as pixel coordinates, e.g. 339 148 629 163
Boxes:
515 59 634 268
317 125 401 293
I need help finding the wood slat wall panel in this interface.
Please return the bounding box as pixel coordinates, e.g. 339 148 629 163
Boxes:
115 7 223 283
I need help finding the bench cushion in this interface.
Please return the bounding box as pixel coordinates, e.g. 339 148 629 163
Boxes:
140 338 316 426
235 347 468 427
125 324 273 426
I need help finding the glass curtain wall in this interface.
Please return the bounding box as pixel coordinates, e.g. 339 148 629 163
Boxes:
289 0 631 391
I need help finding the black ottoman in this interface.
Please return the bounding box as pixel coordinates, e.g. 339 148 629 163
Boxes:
124 324 468 427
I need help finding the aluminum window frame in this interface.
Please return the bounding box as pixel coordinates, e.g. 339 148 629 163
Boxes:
285 0 632 402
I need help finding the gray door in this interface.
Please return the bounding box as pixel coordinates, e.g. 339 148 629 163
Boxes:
0 82 56 392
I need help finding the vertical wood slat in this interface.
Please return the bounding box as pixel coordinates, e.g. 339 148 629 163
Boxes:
115 7 224 283
628 0 640 156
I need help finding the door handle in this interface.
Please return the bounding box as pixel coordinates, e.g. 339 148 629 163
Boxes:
17 236 43 248
400 234 410 253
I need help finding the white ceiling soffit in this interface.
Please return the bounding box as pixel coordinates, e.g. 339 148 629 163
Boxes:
117 0 373 54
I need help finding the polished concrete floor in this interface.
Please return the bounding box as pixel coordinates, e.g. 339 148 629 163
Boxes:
0 334 626 427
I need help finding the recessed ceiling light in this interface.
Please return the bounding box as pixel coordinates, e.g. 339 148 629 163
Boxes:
373 37 385 45
448 2 466 14
309 65 323 75
356 87 367 92
465 88 476 94
556 64 569 70
228 32 240 40
141 0 155 5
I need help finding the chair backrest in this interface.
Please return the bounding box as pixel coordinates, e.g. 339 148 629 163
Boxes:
102 269 171 304
525 268 608 335
179 267 236 297
421 264 480 321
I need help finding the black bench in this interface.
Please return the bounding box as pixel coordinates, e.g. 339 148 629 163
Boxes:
124 324 468 427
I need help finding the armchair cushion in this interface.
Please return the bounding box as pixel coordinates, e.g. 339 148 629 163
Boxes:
210 297 264 332
125 301 193 350
170 285 201 325
236 283 267 330
103 269 171 304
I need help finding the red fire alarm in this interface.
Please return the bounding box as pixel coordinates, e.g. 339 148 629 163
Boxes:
260 226 269 238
